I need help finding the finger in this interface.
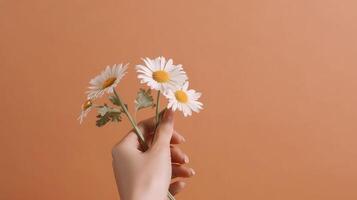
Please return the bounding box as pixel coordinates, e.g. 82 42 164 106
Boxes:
136 111 184 145
153 109 174 147
171 130 185 144
116 116 156 151
138 118 183 145
172 164 195 178
111 132 142 158
169 181 186 196
137 116 156 135
171 146 189 164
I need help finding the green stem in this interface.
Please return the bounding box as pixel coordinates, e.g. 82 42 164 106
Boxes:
168 192 175 200
113 89 148 150
113 89 175 200
155 90 161 126
151 90 161 146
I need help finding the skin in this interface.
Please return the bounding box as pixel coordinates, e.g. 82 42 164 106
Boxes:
112 109 195 200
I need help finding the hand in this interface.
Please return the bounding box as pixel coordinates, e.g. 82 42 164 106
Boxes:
112 109 195 200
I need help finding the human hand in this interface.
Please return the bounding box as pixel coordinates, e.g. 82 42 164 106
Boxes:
112 109 195 200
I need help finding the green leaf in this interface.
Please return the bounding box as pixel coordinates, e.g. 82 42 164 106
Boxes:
109 95 121 106
135 88 155 111
96 114 111 127
95 104 123 127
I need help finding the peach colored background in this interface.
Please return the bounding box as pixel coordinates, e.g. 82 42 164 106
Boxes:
1 0 357 199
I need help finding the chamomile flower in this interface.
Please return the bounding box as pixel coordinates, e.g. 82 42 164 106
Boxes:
165 82 203 117
87 64 128 99
78 99 93 124
136 57 188 93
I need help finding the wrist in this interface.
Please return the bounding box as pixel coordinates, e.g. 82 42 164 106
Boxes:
124 182 167 200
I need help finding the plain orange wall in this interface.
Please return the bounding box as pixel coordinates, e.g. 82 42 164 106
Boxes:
1 0 357 199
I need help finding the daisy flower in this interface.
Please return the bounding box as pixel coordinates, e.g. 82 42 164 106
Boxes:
78 99 93 124
136 57 188 93
87 64 128 99
165 82 203 117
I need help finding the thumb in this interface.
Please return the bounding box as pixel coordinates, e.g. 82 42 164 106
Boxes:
153 108 174 147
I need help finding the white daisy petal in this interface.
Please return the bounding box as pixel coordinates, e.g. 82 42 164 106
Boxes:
183 105 192 116
136 56 188 94
183 82 189 90
172 102 178 111
86 64 128 99
163 81 203 117
160 57 166 70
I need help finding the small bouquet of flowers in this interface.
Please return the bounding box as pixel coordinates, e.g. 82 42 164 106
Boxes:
78 56 203 200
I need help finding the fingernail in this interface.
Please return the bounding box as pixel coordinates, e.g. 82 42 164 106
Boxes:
180 181 187 187
191 168 196 176
160 108 167 119
184 155 190 163
180 135 186 142
164 108 174 121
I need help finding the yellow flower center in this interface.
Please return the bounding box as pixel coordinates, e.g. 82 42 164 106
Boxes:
175 90 188 103
152 70 170 83
102 77 117 89
82 100 92 110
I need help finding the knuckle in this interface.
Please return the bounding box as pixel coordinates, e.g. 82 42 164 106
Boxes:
137 121 144 128
111 143 123 158
151 142 169 153
159 123 173 133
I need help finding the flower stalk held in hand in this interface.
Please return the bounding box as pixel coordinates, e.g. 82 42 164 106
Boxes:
78 56 203 200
